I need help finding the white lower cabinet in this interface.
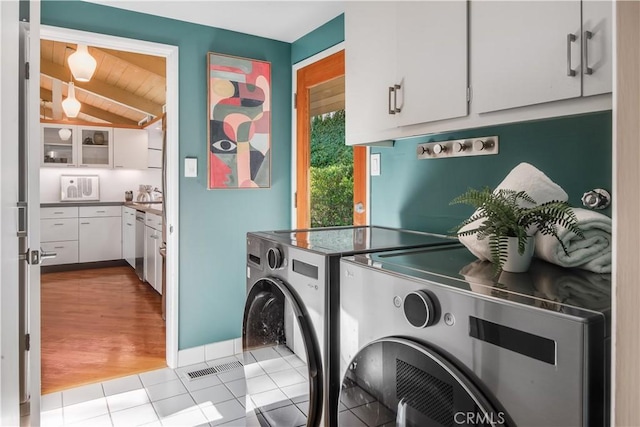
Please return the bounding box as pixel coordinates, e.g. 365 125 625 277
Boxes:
78 216 122 263
144 219 162 295
41 241 79 266
122 207 136 268
40 207 79 266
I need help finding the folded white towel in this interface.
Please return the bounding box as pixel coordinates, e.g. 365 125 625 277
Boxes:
534 208 611 273
458 162 568 261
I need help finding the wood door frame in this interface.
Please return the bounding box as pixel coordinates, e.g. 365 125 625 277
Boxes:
293 44 368 229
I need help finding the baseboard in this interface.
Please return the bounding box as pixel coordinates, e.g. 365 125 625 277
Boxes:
177 337 243 367
41 259 128 273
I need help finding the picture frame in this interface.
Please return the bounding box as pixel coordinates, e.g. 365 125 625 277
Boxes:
207 52 271 189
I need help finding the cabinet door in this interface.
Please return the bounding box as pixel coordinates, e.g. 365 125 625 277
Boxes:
472 0 581 113
144 225 156 288
123 215 135 268
79 217 122 262
41 241 79 266
154 245 163 295
345 2 398 145
582 1 612 96
114 128 149 169
396 1 468 127
41 124 77 167
77 126 113 168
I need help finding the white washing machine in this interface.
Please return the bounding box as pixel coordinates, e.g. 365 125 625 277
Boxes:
242 226 458 426
339 245 611 427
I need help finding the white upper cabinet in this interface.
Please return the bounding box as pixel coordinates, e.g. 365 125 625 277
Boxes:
395 2 468 127
345 2 398 145
345 1 468 145
77 126 113 168
582 1 612 97
472 1 611 113
113 128 149 169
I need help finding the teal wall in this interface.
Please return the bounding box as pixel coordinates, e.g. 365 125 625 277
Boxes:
371 112 613 233
41 1 292 349
291 14 344 64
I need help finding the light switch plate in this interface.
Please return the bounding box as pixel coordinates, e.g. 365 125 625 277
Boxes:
370 153 381 176
185 157 197 177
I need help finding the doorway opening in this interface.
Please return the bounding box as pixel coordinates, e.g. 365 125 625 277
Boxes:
34 26 179 400
295 49 367 229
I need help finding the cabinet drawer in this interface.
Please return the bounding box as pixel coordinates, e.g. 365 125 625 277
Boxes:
79 205 122 217
146 213 162 231
41 218 78 242
123 206 137 218
41 206 78 219
41 241 79 266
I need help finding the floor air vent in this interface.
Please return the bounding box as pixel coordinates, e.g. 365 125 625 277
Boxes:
186 360 243 380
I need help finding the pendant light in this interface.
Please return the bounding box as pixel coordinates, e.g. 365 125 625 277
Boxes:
62 82 81 118
58 128 72 141
67 44 97 82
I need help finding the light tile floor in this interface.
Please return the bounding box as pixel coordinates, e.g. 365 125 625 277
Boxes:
40 355 248 427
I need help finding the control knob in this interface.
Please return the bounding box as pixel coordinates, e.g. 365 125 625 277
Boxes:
266 247 284 270
403 290 437 328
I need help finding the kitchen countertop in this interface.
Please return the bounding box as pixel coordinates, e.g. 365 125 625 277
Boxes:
124 202 163 216
41 201 163 216
41 201 125 207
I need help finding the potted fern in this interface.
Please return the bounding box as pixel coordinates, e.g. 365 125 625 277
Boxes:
450 187 583 273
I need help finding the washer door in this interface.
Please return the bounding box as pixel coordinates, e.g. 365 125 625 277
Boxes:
339 338 508 427
242 278 322 427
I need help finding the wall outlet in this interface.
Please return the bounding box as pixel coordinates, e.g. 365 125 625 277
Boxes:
370 153 381 176
185 157 197 177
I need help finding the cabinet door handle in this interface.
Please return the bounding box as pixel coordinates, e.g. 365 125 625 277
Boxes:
53 223 64 226
115 165 123 168
96 210 106 213
394 83 402 113
53 246 65 249
151 234 159 239
126 222 133 226
566 33 577 77
66 164 75 167
80 222 90 225
53 211 64 214
584 30 593 75
388 86 396 115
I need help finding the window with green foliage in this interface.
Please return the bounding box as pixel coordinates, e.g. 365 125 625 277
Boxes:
310 110 353 227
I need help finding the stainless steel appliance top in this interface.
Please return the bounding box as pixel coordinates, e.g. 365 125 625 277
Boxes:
250 225 457 256
347 245 611 326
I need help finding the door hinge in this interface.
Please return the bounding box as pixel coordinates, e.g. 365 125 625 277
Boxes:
294 93 297 109
25 334 30 351
25 62 30 79
467 87 471 103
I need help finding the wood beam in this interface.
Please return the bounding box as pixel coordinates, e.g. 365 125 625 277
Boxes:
96 47 166 78
41 88 138 126
41 59 163 116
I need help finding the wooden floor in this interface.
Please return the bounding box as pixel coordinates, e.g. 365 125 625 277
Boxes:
41 266 166 394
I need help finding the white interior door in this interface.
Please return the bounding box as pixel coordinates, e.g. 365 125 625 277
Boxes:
22 3 43 425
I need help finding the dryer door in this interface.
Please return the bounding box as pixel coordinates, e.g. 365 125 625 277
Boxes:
339 337 508 427
242 278 322 427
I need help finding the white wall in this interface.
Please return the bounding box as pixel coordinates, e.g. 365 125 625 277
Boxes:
40 168 161 203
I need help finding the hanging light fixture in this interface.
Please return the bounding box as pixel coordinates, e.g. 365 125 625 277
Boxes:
67 44 97 82
58 128 72 141
62 82 81 118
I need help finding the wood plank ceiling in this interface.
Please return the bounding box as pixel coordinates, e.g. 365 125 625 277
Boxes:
40 39 166 126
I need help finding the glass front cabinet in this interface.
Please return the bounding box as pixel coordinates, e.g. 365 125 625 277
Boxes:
41 124 113 168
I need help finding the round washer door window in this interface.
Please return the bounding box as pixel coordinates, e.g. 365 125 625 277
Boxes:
242 278 322 427
338 338 508 427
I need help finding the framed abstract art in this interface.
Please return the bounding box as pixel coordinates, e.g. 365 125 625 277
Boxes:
207 52 271 189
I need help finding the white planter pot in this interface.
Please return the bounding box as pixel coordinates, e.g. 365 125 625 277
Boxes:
502 236 535 273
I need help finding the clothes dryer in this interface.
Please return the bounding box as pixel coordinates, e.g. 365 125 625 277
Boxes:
339 245 611 427
243 226 458 426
